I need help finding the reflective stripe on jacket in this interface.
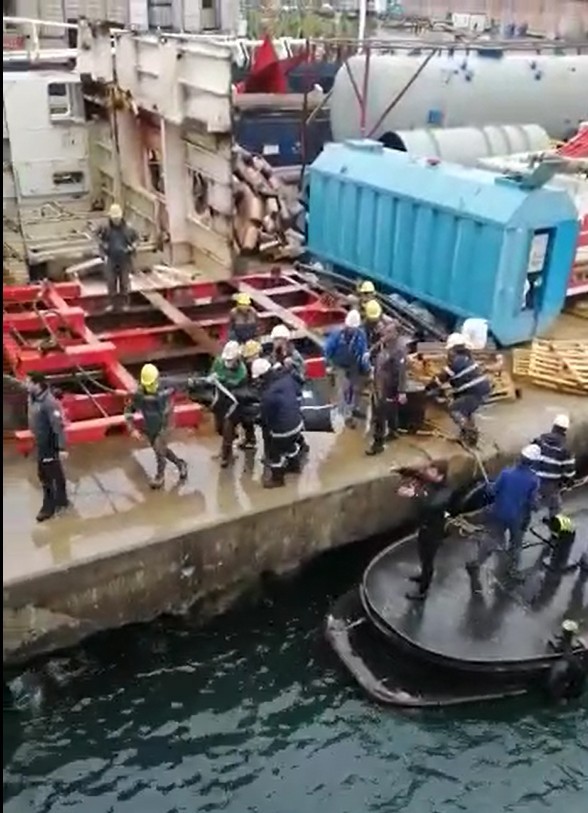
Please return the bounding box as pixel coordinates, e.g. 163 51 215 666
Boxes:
532 430 576 481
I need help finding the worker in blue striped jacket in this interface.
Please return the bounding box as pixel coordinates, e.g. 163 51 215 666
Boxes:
530 414 576 519
425 332 491 446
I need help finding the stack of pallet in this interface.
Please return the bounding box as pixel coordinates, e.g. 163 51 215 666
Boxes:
513 339 588 395
409 344 517 403
233 147 305 260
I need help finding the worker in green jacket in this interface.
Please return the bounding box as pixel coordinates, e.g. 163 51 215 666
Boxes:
210 341 248 467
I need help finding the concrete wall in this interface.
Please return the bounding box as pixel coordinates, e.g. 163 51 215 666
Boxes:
4 421 588 666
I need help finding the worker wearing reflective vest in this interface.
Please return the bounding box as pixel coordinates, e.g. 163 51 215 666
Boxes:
543 514 577 573
425 332 491 446
531 414 576 519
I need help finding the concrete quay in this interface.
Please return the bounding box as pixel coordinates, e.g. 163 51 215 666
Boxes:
3 384 588 666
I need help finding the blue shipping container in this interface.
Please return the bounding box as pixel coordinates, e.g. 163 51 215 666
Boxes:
307 140 579 345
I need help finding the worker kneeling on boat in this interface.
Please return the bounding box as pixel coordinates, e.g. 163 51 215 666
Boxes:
252 357 305 489
466 444 540 591
425 333 491 447
398 461 453 601
531 414 576 520
228 293 259 344
125 363 188 490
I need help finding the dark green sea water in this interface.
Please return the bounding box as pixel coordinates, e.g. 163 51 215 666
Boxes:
4 538 587 813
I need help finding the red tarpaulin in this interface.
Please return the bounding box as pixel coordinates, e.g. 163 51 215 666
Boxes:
236 35 307 95
556 124 588 159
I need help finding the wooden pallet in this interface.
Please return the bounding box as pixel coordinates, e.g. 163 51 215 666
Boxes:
409 350 517 403
512 340 588 395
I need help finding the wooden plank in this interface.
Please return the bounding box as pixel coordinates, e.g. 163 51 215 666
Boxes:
140 290 220 357
235 281 325 348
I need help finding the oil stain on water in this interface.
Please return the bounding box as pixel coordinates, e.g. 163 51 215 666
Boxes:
3 525 588 813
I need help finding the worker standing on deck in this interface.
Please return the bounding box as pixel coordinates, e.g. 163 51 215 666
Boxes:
125 363 188 489
228 293 259 344
324 309 371 428
366 323 408 456
238 340 263 450
530 414 576 519
466 444 541 591
209 341 248 467
252 357 304 489
397 461 453 601
425 332 491 446
97 203 138 312
363 299 385 352
270 324 306 391
27 372 70 522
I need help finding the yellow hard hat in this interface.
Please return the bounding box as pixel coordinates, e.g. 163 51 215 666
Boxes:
364 299 382 321
242 339 261 359
109 203 123 219
140 363 159 387
234 292 251 307
358 280 375 294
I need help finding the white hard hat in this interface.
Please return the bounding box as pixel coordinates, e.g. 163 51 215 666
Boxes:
553 414 570 431
221 340 241 362
521 443 541 462
251 357 271 380
271 324 290 341
345 309 361 329
446 332 466 350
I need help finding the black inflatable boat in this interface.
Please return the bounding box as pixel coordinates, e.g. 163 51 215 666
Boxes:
326 486 588 708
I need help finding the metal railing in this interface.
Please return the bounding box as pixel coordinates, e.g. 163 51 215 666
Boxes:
3 16 78 63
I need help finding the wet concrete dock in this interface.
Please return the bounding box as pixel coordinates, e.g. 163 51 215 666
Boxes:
4 383 588 665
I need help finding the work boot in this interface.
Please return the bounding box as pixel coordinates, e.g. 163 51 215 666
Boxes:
365 442 384 456
466 562 483 594
262 467 285 489
149 474 165 490
177 460 188 483
36 507 54 523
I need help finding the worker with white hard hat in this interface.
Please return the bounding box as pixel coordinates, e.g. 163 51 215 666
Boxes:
324 309 371 428
97 202 138 311
229 291 259 344
424 332 491 447
466 443 541 593
529 414 576 519
209 341 248 467
124 363 188 489
270 323 306 390
251 355 305 489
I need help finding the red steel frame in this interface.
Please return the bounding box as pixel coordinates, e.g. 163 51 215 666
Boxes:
3 270 346 454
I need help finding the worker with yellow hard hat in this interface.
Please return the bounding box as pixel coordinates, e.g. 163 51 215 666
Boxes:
97 201 138 312
229 291 259 344
362 298 384 351
124 363 188 489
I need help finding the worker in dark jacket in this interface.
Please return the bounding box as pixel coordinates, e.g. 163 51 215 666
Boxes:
324 309 371 428
238 340 263 449
228 293 259 344
363 299 384 352
398 461 453 601
27 372 69 522
466 444 540 591
366 323 408 455
531 414 576 519
125 363 188 489
269 324 306 391
252 357 304 488
97 203 138 311
210 341 248 467
425 332 491 446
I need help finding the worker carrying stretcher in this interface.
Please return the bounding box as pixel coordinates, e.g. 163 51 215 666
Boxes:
425 332 491 446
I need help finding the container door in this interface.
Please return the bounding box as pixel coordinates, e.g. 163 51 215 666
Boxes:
522 230 551 312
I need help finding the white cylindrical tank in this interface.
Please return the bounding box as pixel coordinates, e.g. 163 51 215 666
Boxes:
382 123 550 165
330 52 588 143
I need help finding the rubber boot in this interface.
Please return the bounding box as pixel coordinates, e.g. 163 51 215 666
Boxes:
262 466 285 489
466 561 483 595
177 460 188 483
